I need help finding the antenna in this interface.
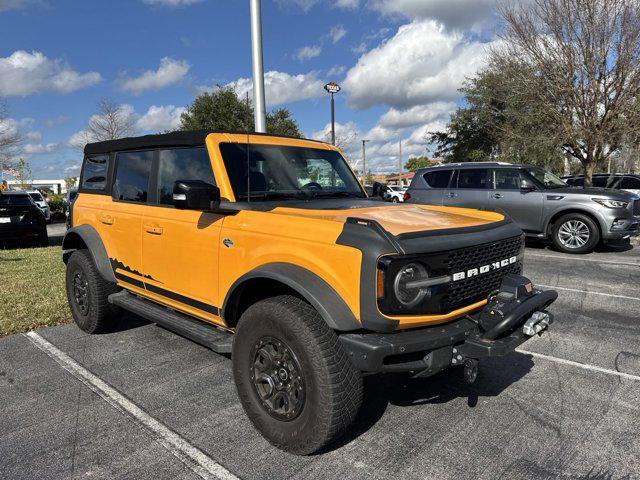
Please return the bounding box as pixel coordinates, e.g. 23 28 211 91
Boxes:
246 91 251 203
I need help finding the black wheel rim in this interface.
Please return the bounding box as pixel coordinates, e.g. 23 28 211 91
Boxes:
72 270 89 315
250 336 305 421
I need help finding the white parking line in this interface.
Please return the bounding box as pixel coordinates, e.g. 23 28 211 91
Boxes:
526 251 640 267
536 284 640 301
517 348 640 382
24 331 240 480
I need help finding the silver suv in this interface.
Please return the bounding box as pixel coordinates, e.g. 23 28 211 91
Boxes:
406 162 640 254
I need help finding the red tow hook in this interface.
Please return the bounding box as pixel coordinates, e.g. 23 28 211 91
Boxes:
403 192 411 202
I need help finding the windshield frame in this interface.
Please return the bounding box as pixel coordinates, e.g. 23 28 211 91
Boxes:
218 142 367 202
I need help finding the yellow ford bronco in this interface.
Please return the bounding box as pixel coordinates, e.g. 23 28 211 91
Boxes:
63 131 557 454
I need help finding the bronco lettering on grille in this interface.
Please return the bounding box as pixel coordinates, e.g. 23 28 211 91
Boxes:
452 256 518 282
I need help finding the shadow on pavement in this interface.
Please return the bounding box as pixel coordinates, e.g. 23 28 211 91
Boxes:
525 237 634 253
323 352 534 453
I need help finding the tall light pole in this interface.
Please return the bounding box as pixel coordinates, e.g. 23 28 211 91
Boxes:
398 138 403 186
324 82 341 145
361 139 369 184
250 0 267 133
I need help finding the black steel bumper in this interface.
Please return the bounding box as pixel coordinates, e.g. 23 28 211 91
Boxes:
339 275 557 375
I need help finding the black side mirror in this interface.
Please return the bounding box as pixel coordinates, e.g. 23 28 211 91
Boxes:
520 179 537 192
173 180 221 211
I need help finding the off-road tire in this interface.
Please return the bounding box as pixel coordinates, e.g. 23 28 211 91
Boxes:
551 213 600 254
66 250 121 334
233 295 363 455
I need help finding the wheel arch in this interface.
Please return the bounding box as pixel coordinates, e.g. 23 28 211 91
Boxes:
545 208 604 238
222 263 361 332
62 225 116 283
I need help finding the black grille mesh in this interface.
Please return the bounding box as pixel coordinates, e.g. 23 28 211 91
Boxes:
442 236 523 311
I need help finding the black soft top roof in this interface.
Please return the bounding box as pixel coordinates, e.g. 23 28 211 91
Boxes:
83 131 327 156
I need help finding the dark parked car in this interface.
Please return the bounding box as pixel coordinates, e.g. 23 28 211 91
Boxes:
563 173 640 196
0 191 48 247
405 163 640 254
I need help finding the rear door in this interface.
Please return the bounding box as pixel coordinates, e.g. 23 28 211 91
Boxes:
141 147 225 325
409 169 453 206
489 168 544 232
443 168 491 210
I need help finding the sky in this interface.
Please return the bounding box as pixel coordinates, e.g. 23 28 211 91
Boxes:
0 0 505 179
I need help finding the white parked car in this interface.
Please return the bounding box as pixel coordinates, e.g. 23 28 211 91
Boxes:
385 185 407 202
27 190 51 222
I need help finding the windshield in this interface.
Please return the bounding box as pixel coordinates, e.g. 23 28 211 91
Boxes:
219 143 365 201
29 192 44 202
524 167 567 189
0 194 33 206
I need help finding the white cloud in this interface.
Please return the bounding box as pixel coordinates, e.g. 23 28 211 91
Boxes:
24 130 42 141
23 143 59 155
327 65 346 77
0 117 19 143
142 0 204 6
136 105 186 132
329 25 347 44
378 101 456 129
275 0 358 11
335 0 359 7
370 0 499 30
343 20 491 110
0 0 32 12
118 57 190 95
45 115 69 128
0 51 101 97
295 45 322 61
226 70 325 107
351 42 368 54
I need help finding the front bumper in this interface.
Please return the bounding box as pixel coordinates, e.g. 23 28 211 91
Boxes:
339 274 557 376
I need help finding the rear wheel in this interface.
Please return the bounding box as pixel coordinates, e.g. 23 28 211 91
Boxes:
233 295 363 455
552 213 600 254
65 250 121 333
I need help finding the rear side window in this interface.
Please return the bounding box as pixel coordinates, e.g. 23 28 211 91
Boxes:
592 177 608 188
622 177 640 189
493 169 521 190
112 151 153 203
566 177 584 187
157 147 215 206
81 154 109 191
423 170 452 188
455 169 489 189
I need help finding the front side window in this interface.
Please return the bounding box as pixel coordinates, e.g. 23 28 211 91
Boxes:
157 147 215 206
423 169 452 188
493 169 521 190
566 177 584 187
523 167 567 189
455 169 489 189
112 151 153 203
219 143 364 201
81 154 109 191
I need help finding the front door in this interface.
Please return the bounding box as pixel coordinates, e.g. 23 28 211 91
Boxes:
443 168 491 210
142 147 225 325
489 168 544 232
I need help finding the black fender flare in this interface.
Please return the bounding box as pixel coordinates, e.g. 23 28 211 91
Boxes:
62 225 116 283
222 263 361 332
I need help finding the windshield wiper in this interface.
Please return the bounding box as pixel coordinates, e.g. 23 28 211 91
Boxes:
309 191 365 199
237 191 309 201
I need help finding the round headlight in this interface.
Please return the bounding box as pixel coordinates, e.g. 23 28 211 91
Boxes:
393 262 430 308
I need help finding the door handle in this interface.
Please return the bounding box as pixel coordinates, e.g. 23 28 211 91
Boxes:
446 192 457 198
144 225 163 235
99 214 114 225
492 193 504 199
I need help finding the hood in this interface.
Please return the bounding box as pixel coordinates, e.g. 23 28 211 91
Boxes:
552 186 639 200
271 202 505 237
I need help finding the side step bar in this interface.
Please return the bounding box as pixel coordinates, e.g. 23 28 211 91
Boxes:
108 290 233 354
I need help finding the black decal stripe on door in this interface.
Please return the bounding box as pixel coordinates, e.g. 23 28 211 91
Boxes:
144 282 220 316
114 271 145 289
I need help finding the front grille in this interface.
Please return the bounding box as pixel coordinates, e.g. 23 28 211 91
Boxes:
443 236 524 312
634 199 640 216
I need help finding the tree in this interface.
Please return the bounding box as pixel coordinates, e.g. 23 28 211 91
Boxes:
13 158 32 188
0 99 22 166
493 0 640 186
180 86 302 138
65 177 79 190
73 99 136 149
404 156 433 172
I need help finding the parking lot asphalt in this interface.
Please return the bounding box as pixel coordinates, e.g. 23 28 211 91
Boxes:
2 242 640 480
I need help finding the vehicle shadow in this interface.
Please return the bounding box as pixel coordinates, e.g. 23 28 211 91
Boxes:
322 352 534 453
525 237 634 253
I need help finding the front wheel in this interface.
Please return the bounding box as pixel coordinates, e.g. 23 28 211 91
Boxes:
233 295 363 455
552 213 600 254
